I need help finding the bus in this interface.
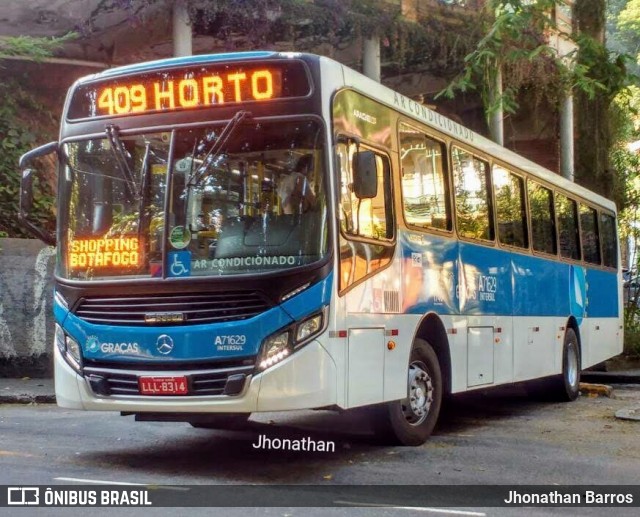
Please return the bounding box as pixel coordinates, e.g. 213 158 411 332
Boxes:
19 51 622 446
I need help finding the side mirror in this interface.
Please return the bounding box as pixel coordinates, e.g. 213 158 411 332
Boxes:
19 141 58 246
352 150 378 199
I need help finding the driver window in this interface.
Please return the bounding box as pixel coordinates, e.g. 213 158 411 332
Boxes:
336 140 394 292
337 142 392 241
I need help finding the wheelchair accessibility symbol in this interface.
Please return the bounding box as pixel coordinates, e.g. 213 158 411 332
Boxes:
168 251 191 278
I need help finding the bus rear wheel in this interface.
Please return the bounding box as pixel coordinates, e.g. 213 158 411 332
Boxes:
372 339 442 446
555 328 581 401
532 328 581 402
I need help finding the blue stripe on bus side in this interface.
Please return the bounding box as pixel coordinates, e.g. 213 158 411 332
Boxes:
512 252 568 317
399 233 458 316
586 268 619 317
400 230 618 319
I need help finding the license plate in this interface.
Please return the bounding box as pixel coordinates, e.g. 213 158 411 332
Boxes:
138 376 188 395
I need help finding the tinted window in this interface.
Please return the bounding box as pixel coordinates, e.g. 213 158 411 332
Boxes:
493 165 527 248
399 124 451 231
452 147 493 241
556 194 580 260
528 181 556 255
600 213 618 268
580 204 600 265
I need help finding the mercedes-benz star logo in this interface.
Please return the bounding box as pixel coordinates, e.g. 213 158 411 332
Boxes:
156 334 174 355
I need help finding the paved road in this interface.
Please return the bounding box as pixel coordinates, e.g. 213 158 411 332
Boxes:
1 384 639 516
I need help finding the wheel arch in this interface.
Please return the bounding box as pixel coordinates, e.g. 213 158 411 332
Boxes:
413 313 452 396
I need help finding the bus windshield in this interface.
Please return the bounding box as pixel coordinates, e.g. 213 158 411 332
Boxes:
60 118 328 280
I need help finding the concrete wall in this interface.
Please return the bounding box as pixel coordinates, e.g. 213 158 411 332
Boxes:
0 238 56 377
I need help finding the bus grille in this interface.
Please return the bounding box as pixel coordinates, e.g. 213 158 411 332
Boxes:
83 363 253 397
74 291 273 326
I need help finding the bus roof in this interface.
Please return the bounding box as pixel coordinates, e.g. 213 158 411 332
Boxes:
92 51 279 79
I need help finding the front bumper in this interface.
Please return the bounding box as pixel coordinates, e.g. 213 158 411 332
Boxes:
54 339 337 413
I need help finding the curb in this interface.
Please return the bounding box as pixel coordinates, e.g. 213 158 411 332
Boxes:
615 407 640 421
0 394 56 405
581 372 640 385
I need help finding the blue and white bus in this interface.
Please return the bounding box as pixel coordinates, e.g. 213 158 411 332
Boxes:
20 52 622 445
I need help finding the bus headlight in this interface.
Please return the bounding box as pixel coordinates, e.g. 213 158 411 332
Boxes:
296 313 323 342
55 324 83 372
65 336 82 370
258 308 326 372
55 324 66 355
259 330 291 371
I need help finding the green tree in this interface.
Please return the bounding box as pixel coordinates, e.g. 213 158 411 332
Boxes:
0 34 74 237
573 0 632 205
438 1 573 120
0 33 76 59
0 81 57 238
437 1 633 203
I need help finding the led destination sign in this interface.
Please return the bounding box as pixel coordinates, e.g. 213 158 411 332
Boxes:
69 236 140 269
68 61 311 119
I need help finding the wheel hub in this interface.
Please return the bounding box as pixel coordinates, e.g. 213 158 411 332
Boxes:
402 361 433 425
567 345 578 387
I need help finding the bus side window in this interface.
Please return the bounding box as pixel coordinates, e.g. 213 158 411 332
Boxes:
493 165 527 248
555 193 581 261
452 147 493 241
600 212 618 268
579 203 601 265
528 180 557 255
399 123 451 232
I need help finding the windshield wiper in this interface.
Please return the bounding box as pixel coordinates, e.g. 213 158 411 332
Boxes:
187 110 252 187
137 142 152 242
105 124 138 197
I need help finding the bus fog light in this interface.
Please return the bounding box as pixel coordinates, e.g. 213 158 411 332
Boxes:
259 331 291 371
296 313 323 343
55 324 67 354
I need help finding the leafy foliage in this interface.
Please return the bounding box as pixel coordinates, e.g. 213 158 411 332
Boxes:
437 1 566 117
86 0 480 77
436 1 629 122
0 80 57 238
618 0 640 60
0 33 77 59
573 0 636 207
85 0 403 51
0 30 78 238
435 1 635 205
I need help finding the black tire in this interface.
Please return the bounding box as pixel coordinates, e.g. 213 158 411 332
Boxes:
189 413 250 430
531 328 581 401
554 328 581 401
372 339 443 446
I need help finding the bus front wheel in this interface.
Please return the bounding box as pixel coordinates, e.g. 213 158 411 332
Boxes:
372 339 442 446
